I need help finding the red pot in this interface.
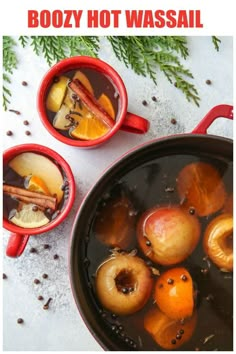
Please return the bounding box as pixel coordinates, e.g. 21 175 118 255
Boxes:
69 104 233 351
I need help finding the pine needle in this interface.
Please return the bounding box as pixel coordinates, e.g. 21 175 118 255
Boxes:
2 36 221 110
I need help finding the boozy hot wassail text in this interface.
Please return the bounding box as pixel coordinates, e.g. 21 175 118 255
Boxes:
28 9 203 28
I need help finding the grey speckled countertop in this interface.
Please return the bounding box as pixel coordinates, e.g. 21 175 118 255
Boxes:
2 36 233 351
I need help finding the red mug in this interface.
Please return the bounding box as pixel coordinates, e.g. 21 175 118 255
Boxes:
3 144 76 257
37 56 150 148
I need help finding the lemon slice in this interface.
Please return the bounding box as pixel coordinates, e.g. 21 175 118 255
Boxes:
10 203 50 228
46 76 69 112
27 175 50 195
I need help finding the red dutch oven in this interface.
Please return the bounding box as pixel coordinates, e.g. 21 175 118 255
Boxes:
69 104 233 351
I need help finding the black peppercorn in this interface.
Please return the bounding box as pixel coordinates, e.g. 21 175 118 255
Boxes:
43 244 50 249
189 207 195 215
22 81 28 86
151 96 157 102
53 76 59 83
23 120 29 125
30 247 37 253
3 273 7 279
25 130 31 136
171 339 176 345
6 130 13 136
181 274 188 281
34 278 40 284
142 100 148 106
53 254 59 260
179 329 184 335
122 287 128 294
42 273 48 279
201 268 209 275
17 318 24 324
145 239 151 246
206 79 212 85
38 295 44 301
167 278 174 285
171 118 177 125
176 333 182 340
32 206 38 212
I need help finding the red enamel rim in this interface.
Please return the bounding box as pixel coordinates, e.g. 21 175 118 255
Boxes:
3 144 76 235
37 56 128 148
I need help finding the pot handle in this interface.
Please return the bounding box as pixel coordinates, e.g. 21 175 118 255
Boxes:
192 104 233 134
6 233 30 257
120 112 150 134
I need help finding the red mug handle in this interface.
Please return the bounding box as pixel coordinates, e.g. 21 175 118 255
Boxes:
6 233 30 257
120 112 150 134
192 104 233 134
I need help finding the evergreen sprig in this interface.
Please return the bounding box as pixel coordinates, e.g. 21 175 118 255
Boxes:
3 36 18 110
212 36 221 52
2 36 220 110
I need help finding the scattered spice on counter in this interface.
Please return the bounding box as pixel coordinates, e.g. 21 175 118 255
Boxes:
30 247 37 253
43 244 50 250
53 254 59 260
43 297 52 310
22 81 28 86
6 130 13 136
23 120 29 125
34 278 40 284
171 118 177 125
9 109 21 115
142 100 148 106
25 130 31 136
17 318 24 324
38 295 44 301
3 273 7 279
206 79 212 85
42 273 48 279
151 96 157 102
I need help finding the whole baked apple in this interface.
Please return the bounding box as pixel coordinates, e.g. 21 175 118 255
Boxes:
137 206 201 265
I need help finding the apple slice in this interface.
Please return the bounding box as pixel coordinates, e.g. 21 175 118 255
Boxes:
46 76 69 112
9 152 64 202
53 104 71 130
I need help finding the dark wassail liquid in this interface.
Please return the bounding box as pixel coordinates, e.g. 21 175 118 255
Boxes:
83 154 233 351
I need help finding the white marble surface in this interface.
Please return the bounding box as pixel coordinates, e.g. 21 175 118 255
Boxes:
2 36 233 351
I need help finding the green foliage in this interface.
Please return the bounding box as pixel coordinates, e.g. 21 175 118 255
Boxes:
2 36 221 110
3 36 18 110
212 36 221 52
107 36 199 105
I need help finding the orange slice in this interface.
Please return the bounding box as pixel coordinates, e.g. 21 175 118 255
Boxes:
70 114 109 140
27 175 50 195
154 267 194 320
73 71 94 95
144 306 197 350
98 94 115 119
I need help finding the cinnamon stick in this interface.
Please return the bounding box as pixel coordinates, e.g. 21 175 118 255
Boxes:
3 184 57 210
68 79 115 128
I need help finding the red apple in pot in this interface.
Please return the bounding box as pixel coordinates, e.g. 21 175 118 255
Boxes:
137 206 201 266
